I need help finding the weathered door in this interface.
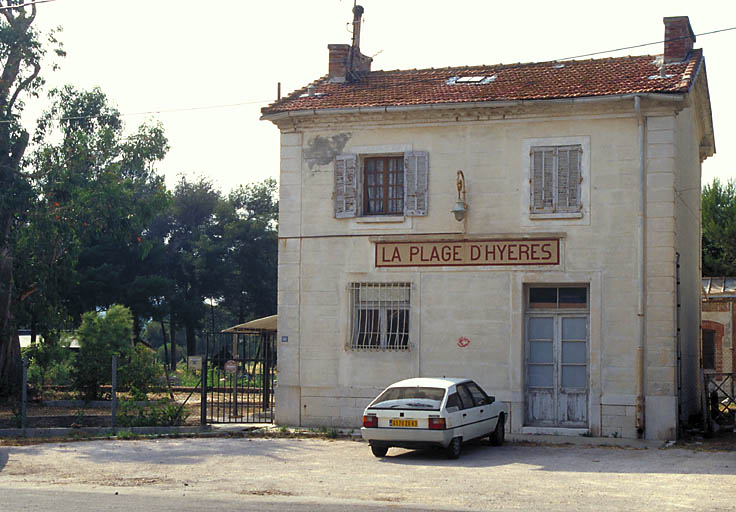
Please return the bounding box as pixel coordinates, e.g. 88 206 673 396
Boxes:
525 287 588 428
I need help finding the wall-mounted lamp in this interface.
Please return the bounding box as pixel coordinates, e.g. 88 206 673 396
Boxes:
451 170 467 221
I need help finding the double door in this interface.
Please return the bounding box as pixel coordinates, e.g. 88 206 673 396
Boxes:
525 315 588 427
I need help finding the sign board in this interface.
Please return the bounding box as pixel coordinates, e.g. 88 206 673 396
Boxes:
375 238 559 268
188 356 203 371
224 359 239 374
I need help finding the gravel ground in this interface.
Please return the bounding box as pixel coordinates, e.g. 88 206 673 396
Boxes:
0 436 735 511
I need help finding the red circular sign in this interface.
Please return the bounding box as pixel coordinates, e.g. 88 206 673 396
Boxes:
457 337 471 348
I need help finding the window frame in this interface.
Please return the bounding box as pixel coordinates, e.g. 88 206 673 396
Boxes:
362 155 405 216
530 145 582 215
522 136 590 224
349 282 411 351
333 148 428 219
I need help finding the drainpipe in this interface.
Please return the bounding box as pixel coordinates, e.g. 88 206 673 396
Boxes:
635 95 646 438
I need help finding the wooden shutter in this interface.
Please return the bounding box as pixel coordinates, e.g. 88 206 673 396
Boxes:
531 148 555 213
404 151 429 216
334 154 358 218
556 145 582 212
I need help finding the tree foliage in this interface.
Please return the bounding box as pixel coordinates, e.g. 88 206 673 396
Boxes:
0 2 64 397
702 178 736 276
73 304 132 400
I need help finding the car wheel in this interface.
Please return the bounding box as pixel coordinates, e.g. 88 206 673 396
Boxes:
371 445 388 457
445 437 462 459
490 413 505 446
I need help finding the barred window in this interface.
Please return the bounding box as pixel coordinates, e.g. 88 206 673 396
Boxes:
350 283 410 350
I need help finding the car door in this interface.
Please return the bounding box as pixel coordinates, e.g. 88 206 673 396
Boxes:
465 381 496 437
456 384 481 440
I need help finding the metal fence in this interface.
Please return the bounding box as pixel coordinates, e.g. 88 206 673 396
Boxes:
703 372 736 432
201 330 276 424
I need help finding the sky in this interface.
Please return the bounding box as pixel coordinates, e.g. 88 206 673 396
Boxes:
23 0 736 194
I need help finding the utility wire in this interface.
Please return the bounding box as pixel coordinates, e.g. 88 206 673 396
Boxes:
4 23 735 126
287 24 736 100
559 26 736 61
0 0 56 10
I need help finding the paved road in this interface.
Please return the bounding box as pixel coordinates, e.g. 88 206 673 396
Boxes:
0 436 734 511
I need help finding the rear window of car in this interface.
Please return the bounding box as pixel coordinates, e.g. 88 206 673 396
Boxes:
369 387 446 411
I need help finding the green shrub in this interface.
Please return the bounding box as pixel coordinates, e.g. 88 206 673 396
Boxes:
73 305 133 401
23 339 74 389
119 344 163 400
117 399 189 427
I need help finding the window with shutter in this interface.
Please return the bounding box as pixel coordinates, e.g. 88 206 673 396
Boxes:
530 145 582 214
334 150 429 218
334 154 358 218
404 151 429 216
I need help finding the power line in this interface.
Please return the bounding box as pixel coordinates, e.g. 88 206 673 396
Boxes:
291 24 736 100
0 0 56 10
559 26 736 61
1 23 734 125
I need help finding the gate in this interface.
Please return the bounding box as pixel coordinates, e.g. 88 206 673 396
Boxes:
201 322 276 424
703 372 736 432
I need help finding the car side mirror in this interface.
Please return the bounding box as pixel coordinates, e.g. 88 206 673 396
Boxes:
487 396 495 404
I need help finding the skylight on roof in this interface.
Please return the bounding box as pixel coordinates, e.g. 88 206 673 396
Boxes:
446 74 497 85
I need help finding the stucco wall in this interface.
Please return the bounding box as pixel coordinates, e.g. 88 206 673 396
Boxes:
274 101 697 440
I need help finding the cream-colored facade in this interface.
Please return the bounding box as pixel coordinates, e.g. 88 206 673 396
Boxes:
266 88 713 440
262 13 715 441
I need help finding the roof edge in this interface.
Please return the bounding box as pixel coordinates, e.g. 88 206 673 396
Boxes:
261 92 686 122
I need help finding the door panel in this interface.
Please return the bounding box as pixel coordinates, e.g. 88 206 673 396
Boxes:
526 313 588 427
559 316 587 427
526 316 556 425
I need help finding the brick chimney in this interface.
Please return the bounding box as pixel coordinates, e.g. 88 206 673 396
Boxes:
663 16 696 64
328 5 373 83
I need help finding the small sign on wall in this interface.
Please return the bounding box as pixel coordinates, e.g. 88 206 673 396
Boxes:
457 337 471 348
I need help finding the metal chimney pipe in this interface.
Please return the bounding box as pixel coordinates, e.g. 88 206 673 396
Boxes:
352 5 364 51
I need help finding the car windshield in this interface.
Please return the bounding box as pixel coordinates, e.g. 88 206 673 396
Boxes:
369 386 446 410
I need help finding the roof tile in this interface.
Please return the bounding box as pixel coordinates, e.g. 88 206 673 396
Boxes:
262 50 702 116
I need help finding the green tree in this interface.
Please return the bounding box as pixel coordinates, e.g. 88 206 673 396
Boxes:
25 86 169 341
702 178 736 276
0 2 64 397
73 304 132 400
162 176 225 358
218 179 278 323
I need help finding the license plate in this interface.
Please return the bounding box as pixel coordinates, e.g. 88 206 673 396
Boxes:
389 419 417 427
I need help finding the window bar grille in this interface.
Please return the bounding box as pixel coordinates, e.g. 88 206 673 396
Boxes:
351 283 410 350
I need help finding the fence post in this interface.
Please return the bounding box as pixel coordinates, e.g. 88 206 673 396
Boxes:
21 356 28 435
112 355 117 435
200 355 207 427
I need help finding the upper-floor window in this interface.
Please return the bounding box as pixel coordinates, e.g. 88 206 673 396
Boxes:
364 156 404 215
334 151 428 218
530 145 582 214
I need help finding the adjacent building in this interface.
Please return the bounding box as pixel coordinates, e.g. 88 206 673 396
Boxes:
261 11 715 440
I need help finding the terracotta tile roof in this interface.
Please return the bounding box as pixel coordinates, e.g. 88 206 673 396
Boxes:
262 50 702 116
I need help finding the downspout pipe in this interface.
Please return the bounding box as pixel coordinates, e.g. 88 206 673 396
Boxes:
635 95 646 437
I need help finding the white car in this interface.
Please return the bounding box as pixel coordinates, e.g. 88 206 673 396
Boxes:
361 377 507 458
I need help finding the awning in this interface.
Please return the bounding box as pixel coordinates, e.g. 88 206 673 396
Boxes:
221 314 277 334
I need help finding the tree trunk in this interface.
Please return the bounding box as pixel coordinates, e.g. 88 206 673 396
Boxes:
132 312 141 345
169 315 177 371
186 324 196 358
0 245 21 398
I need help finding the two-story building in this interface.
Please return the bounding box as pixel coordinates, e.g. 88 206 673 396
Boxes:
261 10 715 440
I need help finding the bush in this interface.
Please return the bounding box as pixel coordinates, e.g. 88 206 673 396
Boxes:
24 340 74 389
119 344 163 400
117 399 189 427
73 305 133 401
